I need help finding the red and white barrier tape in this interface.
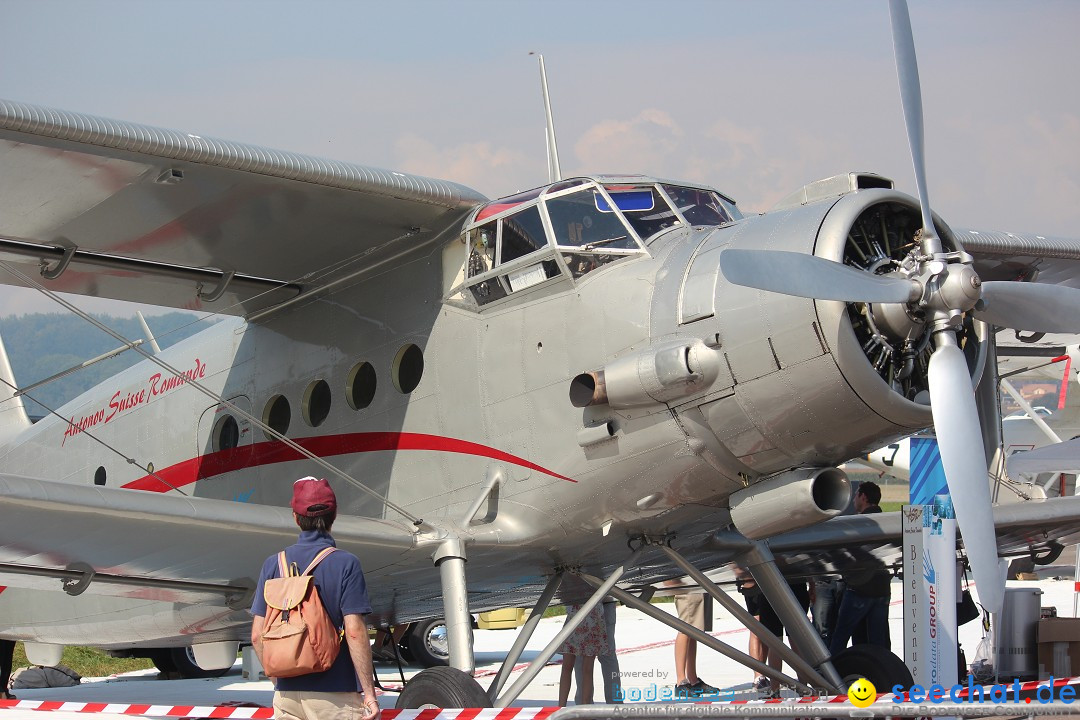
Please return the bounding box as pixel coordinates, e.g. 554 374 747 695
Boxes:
0 702 562 719
3 677 1078 717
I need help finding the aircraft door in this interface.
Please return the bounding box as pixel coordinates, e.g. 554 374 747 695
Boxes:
195 396 253 490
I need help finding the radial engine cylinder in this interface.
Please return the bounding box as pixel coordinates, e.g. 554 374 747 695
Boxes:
728 468 851 540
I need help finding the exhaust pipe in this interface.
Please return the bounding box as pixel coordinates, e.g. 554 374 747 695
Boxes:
729 468 851 540
569 340 721 409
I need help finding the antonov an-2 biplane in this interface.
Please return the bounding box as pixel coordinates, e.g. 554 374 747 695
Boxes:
4 1 1080 707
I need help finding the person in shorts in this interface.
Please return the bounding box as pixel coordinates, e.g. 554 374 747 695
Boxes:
672 591 718 697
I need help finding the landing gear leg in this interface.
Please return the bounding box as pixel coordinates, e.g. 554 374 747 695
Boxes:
396 538 489 710
659 542 837 692
742 540 844 691
434 538 473 673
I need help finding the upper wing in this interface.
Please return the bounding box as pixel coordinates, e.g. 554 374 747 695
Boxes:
960 227 1080 289
0 99 487 315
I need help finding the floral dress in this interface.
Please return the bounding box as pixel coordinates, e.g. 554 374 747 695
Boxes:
559 603 609 656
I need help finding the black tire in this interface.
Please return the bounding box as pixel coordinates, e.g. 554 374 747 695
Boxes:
397 631 415 664
148 650 177 674
407 618 449 668
830 644 913 691
395 666 490 709
168 647 232 679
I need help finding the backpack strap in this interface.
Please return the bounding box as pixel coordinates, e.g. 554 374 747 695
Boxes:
302 547 338 576
276 551 289 578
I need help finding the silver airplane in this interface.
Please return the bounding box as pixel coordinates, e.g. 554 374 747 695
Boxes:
3 1 1080 707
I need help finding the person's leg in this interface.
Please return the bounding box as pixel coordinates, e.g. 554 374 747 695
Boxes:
573 654 584 705
853 617 869 646
598 601 620 703
825 583 844 644
685 635 698 684
674 632 691 686
865 596 891 650
828 591 871 656
758 601 784 695
749 629 766 686
766 645 783 695
559 653 576 707
0 639 15 699
581 655 596 704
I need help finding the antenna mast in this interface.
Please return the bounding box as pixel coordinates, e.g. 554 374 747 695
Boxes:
532 53 562 182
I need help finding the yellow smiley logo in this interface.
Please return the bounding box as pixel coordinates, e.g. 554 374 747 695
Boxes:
847 678 877 708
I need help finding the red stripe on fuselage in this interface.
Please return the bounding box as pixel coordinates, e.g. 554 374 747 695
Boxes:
122 431 576 492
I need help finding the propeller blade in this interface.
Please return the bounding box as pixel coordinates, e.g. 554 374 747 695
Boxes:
974 281 1080 334
889 0 939 251
928 340 1003 613
718 249 916 303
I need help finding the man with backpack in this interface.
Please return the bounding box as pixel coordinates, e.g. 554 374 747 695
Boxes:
251 477 381 720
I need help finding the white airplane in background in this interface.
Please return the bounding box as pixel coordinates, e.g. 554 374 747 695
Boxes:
862 342 1080 496
4 2 1080 708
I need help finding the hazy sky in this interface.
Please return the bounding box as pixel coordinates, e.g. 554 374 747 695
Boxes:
1 0 1078 316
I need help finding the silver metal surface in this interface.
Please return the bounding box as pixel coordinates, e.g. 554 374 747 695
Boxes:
435 540 474 673
728 469 850 540
487 572 563 701
740 541 843 691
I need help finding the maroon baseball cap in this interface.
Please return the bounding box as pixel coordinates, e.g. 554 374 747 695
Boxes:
291 476 337 517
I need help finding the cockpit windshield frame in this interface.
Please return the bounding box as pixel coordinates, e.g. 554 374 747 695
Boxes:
447 175 737 310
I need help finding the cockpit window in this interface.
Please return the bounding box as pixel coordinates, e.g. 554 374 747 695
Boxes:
466 220 507 305
452 178 671 308
546 189 636 250
604 186 680 241
662 185 734 226
499 205 547 264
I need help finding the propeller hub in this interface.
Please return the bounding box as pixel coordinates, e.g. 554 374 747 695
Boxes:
871 296 926 343
926 263 982 314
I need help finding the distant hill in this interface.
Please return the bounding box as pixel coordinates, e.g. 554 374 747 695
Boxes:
0 312 213 417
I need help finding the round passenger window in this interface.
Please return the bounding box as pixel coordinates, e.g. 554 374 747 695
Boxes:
213 415 240 452
347 362 377 410
393 344 424 394
263 394 291 440
304 379 332 427
94 466 106 486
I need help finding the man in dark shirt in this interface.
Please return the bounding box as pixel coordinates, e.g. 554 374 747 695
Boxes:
251 477 380 720
829 481 892 655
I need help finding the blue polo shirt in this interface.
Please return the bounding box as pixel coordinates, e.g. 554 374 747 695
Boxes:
251 530 372 691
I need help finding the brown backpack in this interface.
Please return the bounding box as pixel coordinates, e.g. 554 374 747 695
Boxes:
256 547 342 678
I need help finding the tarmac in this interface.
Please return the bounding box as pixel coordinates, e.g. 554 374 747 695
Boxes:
2 572 1078 719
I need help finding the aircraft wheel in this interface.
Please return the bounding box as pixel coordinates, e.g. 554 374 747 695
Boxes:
394 666 489 709
830 644 913 691
168 647 231 679
407 618 449 668
396 632 415 664
149 650 177 675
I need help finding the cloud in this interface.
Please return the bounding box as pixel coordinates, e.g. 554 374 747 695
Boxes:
393 134 533 197
573 109 684 175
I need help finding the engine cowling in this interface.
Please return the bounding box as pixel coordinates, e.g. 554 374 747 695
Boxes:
728 467 851 539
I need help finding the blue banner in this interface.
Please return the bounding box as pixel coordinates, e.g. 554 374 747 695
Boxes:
910 436 948 504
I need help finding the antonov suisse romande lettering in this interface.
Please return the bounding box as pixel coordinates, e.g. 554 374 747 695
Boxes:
61 358 207 445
